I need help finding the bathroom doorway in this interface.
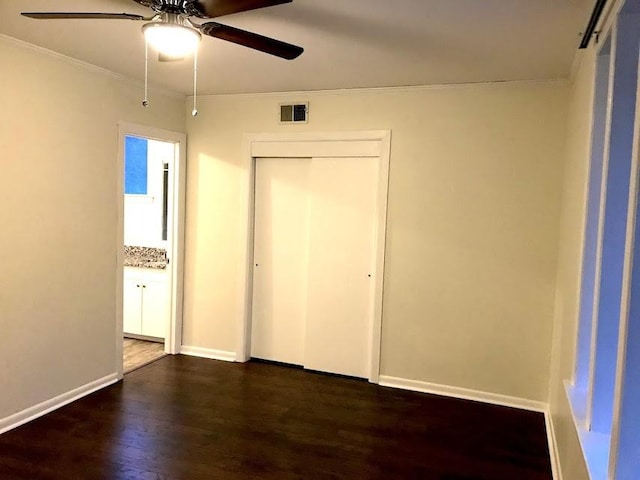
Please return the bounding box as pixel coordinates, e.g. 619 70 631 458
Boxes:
116 123 186 378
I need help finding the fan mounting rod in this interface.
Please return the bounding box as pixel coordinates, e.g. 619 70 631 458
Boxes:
149 0 190 15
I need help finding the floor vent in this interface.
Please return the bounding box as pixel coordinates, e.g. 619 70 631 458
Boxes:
280 103 308 123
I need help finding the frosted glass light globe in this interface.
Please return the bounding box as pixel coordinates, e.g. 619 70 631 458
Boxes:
143 23 201 57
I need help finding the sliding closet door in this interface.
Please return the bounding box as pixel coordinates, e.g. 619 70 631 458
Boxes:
251 155 379 378
251 158 311 365
303 157 379 378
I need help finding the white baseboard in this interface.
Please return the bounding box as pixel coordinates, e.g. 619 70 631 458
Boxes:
378 375 557 477
378 375 548 412
0 373 118 435
545 410 562 480
180 345 236 362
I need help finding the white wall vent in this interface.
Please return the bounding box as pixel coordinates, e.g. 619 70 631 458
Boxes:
280 103 308 123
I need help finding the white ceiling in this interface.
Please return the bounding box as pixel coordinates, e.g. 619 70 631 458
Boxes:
0 0 594 95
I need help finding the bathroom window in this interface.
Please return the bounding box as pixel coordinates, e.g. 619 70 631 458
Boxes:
124 135 148 195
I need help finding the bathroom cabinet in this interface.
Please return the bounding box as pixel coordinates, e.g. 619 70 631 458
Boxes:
123 267 168 339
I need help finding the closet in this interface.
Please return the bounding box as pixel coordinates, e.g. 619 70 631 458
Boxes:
250 156 379 379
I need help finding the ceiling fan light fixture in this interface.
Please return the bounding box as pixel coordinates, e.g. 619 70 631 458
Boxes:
142 22 201 57
22 1 303 114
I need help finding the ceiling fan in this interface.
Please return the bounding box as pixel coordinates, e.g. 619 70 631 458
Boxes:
21 0 304 60
21 0 303 114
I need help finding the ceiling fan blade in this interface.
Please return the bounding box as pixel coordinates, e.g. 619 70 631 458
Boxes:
200 22 303 60
21 12 147 20
187 0 292 19
158 52 185 62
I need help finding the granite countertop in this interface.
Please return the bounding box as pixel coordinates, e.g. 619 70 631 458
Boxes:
124 246 168 269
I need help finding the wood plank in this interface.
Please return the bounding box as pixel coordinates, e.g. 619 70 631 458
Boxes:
0 356 553 479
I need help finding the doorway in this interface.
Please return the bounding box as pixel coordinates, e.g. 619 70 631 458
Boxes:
237 131 391 382
116 123 187 379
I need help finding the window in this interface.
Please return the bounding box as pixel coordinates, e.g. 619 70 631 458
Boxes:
124 135 148 195
569 1 640 478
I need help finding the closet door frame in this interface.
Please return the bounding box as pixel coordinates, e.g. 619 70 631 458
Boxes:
236 131 391 383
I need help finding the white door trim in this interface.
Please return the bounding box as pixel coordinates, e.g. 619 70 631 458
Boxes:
116 122 187 379
236 130 391 383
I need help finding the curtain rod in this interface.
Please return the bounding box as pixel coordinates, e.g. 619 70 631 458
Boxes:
579 0 608 49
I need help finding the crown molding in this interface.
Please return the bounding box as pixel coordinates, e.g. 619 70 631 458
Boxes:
190 78 570 100
0 33 569 101
0 34 185 100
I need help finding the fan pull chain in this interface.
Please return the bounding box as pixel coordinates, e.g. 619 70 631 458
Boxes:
192 47 198 117
142 40 149 107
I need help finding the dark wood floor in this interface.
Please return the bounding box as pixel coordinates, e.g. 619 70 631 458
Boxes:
0 356 552 480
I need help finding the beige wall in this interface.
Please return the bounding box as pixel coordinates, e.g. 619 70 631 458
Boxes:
183 81 568 402
0 28 581 436
0 38 185 420
547 49 597 479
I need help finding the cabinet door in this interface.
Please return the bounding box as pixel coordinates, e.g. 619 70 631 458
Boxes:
141 279 168 339
123 279 142 335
